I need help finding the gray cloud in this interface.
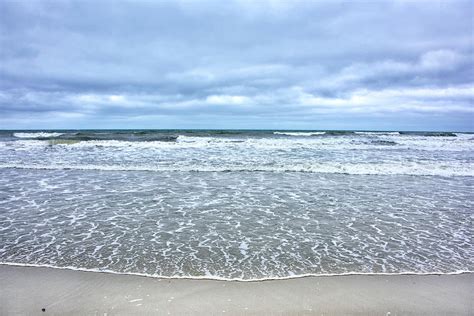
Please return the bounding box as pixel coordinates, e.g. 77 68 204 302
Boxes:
0 0 473 130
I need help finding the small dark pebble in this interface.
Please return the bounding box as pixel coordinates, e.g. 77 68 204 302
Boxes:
42 308 46 312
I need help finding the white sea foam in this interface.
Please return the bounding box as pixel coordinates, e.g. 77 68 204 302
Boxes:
0 162 472 176
273 131 326 136
0 263 471 282
1 167 471 280
355 131 400 135
13 132 63 138
4 134 472 152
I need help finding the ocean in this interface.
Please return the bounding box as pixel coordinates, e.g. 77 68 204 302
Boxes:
0 130 472 280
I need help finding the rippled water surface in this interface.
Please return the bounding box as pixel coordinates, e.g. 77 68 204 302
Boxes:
0 130 472 279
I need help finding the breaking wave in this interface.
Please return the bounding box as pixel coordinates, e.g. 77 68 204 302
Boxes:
274 131 326 136
1 162 472 177
13 132 64 138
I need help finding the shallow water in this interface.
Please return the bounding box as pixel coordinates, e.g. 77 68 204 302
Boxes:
0 130 472 279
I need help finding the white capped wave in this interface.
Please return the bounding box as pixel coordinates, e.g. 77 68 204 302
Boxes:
1 162 472 176
355 132 400 135
4 136 473 152
13 132 63 138
274 131 326 136
454 133 474 139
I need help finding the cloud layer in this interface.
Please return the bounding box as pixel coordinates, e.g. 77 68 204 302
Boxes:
0 0 473 130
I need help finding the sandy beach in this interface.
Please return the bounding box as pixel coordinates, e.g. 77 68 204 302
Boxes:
0 265 472 315
2 0 474 314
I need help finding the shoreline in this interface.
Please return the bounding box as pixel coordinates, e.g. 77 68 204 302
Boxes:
0 262 472 282
1 265 472 315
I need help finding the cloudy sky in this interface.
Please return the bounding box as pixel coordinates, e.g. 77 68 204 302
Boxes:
0 0 473 130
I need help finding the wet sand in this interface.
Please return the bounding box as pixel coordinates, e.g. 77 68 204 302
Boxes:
0 265 472 315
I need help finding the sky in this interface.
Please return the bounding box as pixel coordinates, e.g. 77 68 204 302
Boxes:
0 0 473 131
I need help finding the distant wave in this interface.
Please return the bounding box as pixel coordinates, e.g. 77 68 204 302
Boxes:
13 132 64 138
6 131 467 141
399 131 457 137
274 132 326 136
273 131 358 136
5 136 472 152
70 132 178 142
1 163 472 177
355 132 400 135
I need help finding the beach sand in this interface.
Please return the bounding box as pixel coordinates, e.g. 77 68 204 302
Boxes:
0 265 472 315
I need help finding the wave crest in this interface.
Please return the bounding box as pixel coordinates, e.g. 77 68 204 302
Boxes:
274 132 326 136
13 132 64 138
1 162 472 177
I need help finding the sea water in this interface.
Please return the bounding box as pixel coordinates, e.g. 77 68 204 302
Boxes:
0 130 472 279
